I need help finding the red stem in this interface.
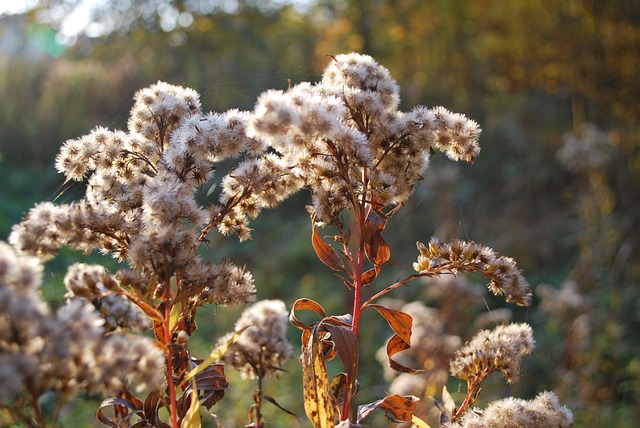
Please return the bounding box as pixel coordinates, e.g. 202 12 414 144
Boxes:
453 377 484 421
163 276 179 428
340 184 368 421
351 229 366 338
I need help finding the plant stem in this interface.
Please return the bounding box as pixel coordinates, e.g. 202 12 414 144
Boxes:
453 378 483 421
254 372 264 428
351 231 366 338
340 186 368 421
30 395 45 428
163 276 179 428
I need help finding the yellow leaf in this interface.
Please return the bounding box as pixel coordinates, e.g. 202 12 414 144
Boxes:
302 324 335 428
180 378 201 428
411 415 432 428
183 326 247 383
169 304 180 333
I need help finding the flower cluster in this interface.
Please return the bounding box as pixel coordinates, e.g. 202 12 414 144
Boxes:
0 242 163 401
245 53 480 223
537 279 589 319
8 81 275 307
415 239 532 306
64 263 151 331
3 54 573 427
557 122 612 172
218 299 293 380
450 323 535 384
453 391 573 428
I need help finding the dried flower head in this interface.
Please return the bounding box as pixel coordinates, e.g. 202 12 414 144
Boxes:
246 53 480 224
537 279 588 318
454 391 573 428
450 323 535 384
63 263 151 332
218 299 293 380
557 122 612 172
0 242 163 401
10 80 279 314
415 239 532 306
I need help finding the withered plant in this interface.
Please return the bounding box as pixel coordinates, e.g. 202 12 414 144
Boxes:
2 53 572 427
5 81 297 427
240 54 563 426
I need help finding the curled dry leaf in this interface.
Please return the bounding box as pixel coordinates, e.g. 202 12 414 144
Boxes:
363 211 390 269
178 363 228 414
368 305 421 374
262 395 300 421
356 394 419 424
312 226 348 274
97 393 167 428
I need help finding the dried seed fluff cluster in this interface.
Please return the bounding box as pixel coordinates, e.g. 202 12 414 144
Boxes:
415 238 532 306
454 391 573 428
9 55 481 307
218 300 293 380
450 323 535 384
0 242 163 401
64 263 151 331
246 53 480 224
9 81 266 307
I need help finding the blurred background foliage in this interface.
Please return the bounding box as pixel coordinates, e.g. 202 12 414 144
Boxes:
1 0 639 426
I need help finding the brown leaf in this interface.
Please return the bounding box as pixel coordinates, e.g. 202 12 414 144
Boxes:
119 288 164 322
378 395 420 422
368 305 412 345
152 320 165 343
361 268 378 286
387 335 421 374
178 363 228 418
356 395 419 424
312 227 348 273
263 395 300 421
369 305 421 374
96 397 143 428
365 230 390 268
290 298 327 331
322 317 358 406
142 391 169 428
363 211 390 268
